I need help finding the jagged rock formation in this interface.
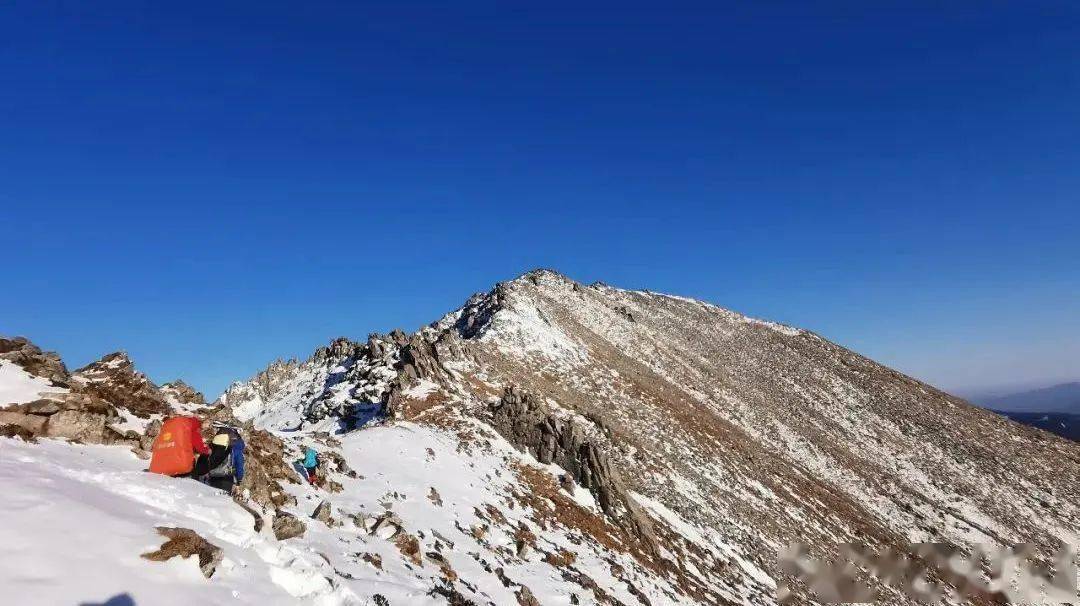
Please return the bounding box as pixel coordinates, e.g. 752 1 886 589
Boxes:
0 336 69 385
219 335 400 431
161 380 206 407
70 352 171 418
489 386 655 545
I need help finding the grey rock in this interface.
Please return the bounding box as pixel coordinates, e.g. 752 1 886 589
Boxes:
161 380 206 407
0 411 47 434
2 398 62 416
0 336 69 385
140 418 163 451
311 500 333 523
44 410 108 442
489 386 654 544
272 512 306 540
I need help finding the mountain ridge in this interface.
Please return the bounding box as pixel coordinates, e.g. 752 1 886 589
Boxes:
3 269 1079 605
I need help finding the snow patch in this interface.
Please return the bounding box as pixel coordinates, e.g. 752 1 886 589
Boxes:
0 360 67 405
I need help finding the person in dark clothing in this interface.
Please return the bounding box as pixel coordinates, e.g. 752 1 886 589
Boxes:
203 426 245 493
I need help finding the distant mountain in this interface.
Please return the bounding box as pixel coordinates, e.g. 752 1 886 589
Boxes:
995 411 1080 442
982 382 1080 414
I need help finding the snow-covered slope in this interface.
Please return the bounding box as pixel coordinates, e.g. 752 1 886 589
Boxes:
0 359 67 405
1 405 721 605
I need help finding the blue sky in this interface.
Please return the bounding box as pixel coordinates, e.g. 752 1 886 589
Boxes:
2 2 1078 399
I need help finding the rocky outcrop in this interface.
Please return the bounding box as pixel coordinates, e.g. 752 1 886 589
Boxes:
0 410 48 434
239 427 298 509
223 334 403 430
161 380 206 407
0 336 69 385
71 352 170 418
141 527 223 579
2 392 122 445
311 500 333 523
489 386 654 545
272 512 306 540
398 331 474 384
44 409 109 442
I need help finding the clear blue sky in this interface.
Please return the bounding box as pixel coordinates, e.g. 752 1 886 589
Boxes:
2 2 1078 399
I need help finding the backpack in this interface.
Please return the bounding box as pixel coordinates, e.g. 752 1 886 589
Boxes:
208 426 244 480
207 430 233 479
149 417 196 476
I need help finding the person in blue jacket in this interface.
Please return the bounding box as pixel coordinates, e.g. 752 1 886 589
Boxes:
303 446 319 484
205 426 245 494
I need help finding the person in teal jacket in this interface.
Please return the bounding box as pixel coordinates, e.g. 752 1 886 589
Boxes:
303 446 319 484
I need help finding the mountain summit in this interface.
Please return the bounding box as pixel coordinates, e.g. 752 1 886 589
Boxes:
2 270 1078 605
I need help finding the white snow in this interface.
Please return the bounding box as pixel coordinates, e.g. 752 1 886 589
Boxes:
0 360 67 405
0 438 358 606
1 413 700 606
479 302 588 365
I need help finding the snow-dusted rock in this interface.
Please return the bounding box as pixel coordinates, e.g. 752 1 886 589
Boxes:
272 511 307 540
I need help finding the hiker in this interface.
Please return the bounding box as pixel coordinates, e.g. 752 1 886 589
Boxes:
204 424 245 493
302 446 319 484
149 416 211 478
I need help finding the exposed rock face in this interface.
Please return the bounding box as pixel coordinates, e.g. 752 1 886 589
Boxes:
237 426 298 509
0 422 36 441
0 336 68 385
44 410 108 442
489 386 653 542
71 352 170 418
272 512 306 540
141 527 223 579
161 380 206 408
0 410 48 434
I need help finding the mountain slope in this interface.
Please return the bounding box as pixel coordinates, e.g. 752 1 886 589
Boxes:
220 269 1080 604
3 270 1079 605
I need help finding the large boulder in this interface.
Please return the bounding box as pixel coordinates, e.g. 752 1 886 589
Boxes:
140 418 163 451
2 398 62 415
311 500 333 524
272 512 306 540
0 411 47 434
44 410 107 442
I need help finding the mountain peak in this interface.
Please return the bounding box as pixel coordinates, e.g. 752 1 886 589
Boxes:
14 272 1073 605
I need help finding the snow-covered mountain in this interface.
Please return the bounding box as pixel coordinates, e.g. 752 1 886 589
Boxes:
2 270 1079 605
